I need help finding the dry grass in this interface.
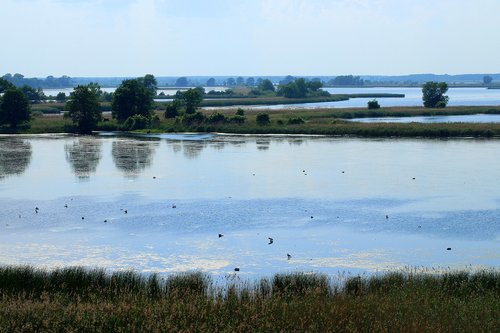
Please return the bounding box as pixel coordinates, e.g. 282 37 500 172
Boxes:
0 266 498 332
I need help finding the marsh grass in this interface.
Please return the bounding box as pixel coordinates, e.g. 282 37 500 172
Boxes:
0 266 498 332
8 105 500 137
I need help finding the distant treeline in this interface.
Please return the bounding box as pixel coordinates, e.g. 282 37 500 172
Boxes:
2 73 72 88
4 72 500 90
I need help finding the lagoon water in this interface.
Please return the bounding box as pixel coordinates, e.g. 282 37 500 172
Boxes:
350 114 500 123
0 134 499 277
43 87 500 109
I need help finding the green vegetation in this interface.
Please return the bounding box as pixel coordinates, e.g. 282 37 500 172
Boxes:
6 105 500 138
0 88 31 128
367 99 380 109
0 266 497 332
65 84 102 134
422 81 449 108
111 76 155 122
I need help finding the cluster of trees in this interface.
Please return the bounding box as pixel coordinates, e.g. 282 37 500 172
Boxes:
327 75 364 86
277 78 326 98
2 73 72 88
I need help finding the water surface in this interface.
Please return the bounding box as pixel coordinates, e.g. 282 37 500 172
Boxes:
0 134 498 277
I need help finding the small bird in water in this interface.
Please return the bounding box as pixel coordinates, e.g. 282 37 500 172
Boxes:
310 216 314 219
82 217 84 220
64 204 68 208
124 210 128 214
234 267 240 272
386 215 389 219
172 204 176 209
447 248 451 251
287 253 292 260
268 237 274 245
218 233 223 238
104 220 107 223
35 207 39 214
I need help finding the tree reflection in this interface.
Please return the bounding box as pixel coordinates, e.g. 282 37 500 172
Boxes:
112 138 159 178
182 141 205 159
256 139 270 151
65 138 103 179
0 138 32 179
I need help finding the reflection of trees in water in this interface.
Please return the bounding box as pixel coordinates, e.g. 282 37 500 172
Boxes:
0 138 32 179
182 141 205 159
256 139 271 151
112 138 159 178
65 138 103 179
288 138 304 146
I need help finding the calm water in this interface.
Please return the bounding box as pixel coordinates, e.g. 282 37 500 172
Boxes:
251 87 500 109
0 134 499 277
44 87 500 108
350 114 500 123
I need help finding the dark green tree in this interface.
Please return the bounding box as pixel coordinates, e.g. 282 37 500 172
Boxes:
226 78 236 86
20 85 45 103
0 88 31 128
236 77 245 85
422 81 449 108
66 84 102 134
175 88 203 114
256 113 270 125
246 77 255 86
367 99 380 109
0 78 14 93
138 74 157 96
56 92 66 102
258 79 275 92
112 79 154 122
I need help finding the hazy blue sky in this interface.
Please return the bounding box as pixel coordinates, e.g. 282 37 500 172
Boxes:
1 0 499 77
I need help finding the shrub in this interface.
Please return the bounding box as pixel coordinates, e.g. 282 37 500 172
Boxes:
256 113 270 125
181 111 205 126
165 101 180 118
287 117 305 125
367 99 380 109
235 108 245 116
122 114 151 130
230 115 246 124
206 112 227 124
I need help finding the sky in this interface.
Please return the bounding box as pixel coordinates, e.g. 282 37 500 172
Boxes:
0 0 499 77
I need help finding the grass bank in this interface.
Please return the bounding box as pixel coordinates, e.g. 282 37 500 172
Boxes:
0 266 498 332
4 106 500 138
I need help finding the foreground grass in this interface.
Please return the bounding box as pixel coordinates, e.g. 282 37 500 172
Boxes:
3 105 500 138
0 266 498 332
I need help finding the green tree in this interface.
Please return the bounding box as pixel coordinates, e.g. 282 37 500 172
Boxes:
66 84 102 134
0 88 31 128
56 92 66 102
175 88 204 114
422 81 449 108
112 79 154 122
258 79 275 92
0 78 14 93
138 74 157 96
246 77 255 86
483 75 493 85
20 85 45 103
367 99 380 109
256 113 270 125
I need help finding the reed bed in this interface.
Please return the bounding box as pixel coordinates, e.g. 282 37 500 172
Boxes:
0 266 498 332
